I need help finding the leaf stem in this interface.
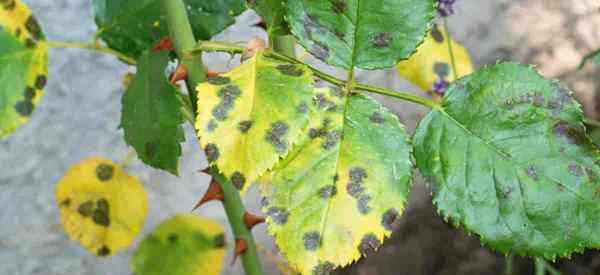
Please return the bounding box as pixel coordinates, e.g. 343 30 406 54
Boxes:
46 41 137 65
504 255 513 275
161 1 263 275
442 17 459 80
189 41 440 109
271 35 296 58
535 258 546 275
584 118 600 128
161 0 205 115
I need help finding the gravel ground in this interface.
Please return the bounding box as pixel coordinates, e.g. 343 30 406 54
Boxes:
1 1 600 275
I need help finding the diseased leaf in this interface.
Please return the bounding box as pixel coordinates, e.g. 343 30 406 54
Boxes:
413 63 600 259
397 23 473 95
131 214 226 275
258 89 412 274
120 50 185 175
195 52 314 192
93 0 246 58
0 0 48 137
56 157 148 257
286 0 435 69
250 0 290 37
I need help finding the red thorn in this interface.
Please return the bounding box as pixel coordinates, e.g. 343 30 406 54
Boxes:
192 180 224 211
206 70 220 78
232 239 248 265
252 19 267 31
152 37 174 52
243 212 265 230
197 167 210 174
169 64 188 84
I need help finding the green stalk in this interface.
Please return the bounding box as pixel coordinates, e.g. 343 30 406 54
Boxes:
442 17 459 80
161 1 263 275
504 255 513 275
46 41 136 65
162 0 205 114
271 35 296 57
188 41 440 109
535 258 546 275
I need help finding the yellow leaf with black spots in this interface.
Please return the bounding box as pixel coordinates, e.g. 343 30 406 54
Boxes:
196 52 315 193
55 157 148 257
258 89 413 274
397 23 473 96
0 0 48 137
131 214 226 275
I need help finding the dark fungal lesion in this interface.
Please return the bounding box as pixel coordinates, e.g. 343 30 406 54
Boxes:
0 0 16 11
318 184 337 199
78 200 94 217
212 85 241 121
358 233 381 255
144 142 157 160
371 32 392 48
213 233 226 248
238 120 253 133
96 163 114 181
381 208 401 232
24 15 43 41
230 171 246 190
369 112 385 124
430 24 444 43
312 261 334 275
265 121 289 153
266 206 289 225
206 76 231 85
331 0 347 13
204 143 220 162
303 231 321 251
97 245 111 257
93 198 110 227
34 75 47 89
276 64 304 77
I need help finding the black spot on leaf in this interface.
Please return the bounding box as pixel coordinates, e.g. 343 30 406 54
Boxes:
93 199 110 227
78 200 94 217
25 16 42 41
205 143 220 162
34 75 47 89
144 142 157 160
266 121 289 153
312 261 334 275
25 38 36 48
97 246 111 257
24 86 35 100
14 100 33 116
553 122 585 145
357 195 371 214
207 119 218 132
267 207 289 225
431 24 444 43
230 171 246 190
382 208 401 231
322 130 342 150
238 120 253 133
61 198 71 207
0 0 16 10
276 64 304 77
434 62 449 78
358 233 381 255
319 185 337 199
329 86 345 98
331 0 347 13
96 163 114 181
369 112 384 124
314 93 337 112
303 231 321 251
297 102 308 114
347 167 367 198
214 234 226 248
311 43 330 60
212 85 241 121
207 76 231 85
372 32 392 48
168 233 178 243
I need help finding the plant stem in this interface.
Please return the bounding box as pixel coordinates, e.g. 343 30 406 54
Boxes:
189 41 440 109
442 17 459 80
271 35 296 57
46 41 136 65
210 167 264 275
584 118 600 128
542 260 562 275
161 1 263 274
535 258 546 275
504 255 513 275
161 0 205 115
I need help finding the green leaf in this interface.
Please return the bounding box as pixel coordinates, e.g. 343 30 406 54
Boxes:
195 52 315 192
258 90 413 274
250 0 290 37
578 49 600 70
286 0 435 69
131 214 226 275
413 63 600 259
93 0 246 58
120 50 185 175
56 157 148 257
0 0 48 138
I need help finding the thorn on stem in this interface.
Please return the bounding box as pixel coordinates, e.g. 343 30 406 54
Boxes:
252 19 267 31
198 167 210 174
243 212 265 230
191 179 224 211
170 64 188 84
232 238 248 265
206 70 221 78
241 37 266 62
152 37 174 52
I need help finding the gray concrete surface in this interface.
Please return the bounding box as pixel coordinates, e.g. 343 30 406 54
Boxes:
1 0 600 275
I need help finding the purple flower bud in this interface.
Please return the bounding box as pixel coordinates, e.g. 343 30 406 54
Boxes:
437 0 456 17
432 79 450 96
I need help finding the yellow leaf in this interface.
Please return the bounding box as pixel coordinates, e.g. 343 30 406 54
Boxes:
55 157 148 257
0 0 48 137
195 52 315 193
397 23 473 94
131 214 226 275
